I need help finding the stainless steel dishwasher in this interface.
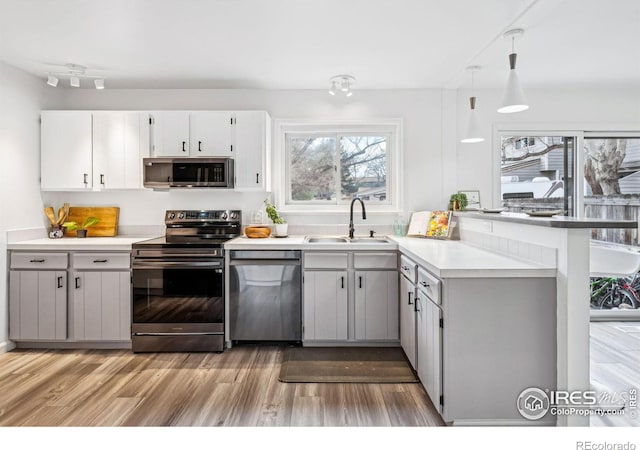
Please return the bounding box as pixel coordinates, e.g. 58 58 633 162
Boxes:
229 250 302 342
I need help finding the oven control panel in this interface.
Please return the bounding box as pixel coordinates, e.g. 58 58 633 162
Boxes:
165 210 242 223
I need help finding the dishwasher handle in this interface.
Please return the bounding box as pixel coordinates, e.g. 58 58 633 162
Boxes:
229 259 300 266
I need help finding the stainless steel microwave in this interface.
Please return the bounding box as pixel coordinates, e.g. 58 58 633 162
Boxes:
143 157 235 189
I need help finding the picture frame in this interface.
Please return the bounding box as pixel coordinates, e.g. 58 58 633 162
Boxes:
458 190 480 210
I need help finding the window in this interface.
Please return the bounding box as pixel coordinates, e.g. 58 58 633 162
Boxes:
276 120 401 213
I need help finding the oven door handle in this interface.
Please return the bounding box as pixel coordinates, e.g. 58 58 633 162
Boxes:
132 261 223 269
133 332 222 336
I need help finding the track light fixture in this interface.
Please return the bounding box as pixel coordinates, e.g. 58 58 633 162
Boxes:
45 63 106 90
328 75 355 97
498 28 529 114
461 66 484 144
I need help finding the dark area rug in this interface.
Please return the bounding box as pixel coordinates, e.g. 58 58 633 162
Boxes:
279 347 419 383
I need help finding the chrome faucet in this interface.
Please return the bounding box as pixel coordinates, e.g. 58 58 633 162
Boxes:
349 197 367 239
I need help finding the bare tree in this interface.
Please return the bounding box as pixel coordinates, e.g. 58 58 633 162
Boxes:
584 139 627 195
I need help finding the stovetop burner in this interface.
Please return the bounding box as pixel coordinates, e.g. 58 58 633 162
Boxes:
132 209 242 250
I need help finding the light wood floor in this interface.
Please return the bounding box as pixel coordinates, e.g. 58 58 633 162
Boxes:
590 321 640 427
0 345 444 427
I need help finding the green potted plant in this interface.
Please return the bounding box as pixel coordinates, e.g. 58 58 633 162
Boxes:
63 216 100 238
448 193 468 211
264 199 287 237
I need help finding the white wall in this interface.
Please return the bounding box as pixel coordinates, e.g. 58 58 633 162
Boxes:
41 88 446 226
455 88 640 208
0 62 54 350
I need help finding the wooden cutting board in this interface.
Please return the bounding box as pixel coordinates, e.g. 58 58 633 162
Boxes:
65 207 119 237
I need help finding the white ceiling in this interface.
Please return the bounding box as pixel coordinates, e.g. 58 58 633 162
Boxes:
0 0 638 90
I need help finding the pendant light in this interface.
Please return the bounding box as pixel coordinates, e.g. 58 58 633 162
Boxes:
461 66 484 143
497 28 529 114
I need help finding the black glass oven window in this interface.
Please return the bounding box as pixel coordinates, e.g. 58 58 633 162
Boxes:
133 268 223 323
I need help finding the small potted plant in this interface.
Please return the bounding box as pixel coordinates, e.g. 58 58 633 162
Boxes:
63 216 100 238
448 193 468 211
264 199 287 237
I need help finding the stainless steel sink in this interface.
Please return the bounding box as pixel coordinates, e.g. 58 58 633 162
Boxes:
349 238 391 244
306 237 349 243
305 236 391 244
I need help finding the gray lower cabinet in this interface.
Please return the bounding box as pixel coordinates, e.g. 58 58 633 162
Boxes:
8 250 131 345
303 251 399 344
9 270 67 340
71 271 131 341
400 251 557 425
9 252 69 341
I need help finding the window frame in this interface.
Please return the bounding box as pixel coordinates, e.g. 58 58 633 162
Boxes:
274 119 403 215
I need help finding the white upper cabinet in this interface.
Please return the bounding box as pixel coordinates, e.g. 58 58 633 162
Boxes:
150 111 190 157
41 111 93 190
233 111 271 191
41 111 149 191
93 112 147 189
190 112 233 156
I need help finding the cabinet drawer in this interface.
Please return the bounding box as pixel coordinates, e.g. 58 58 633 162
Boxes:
304 252 348 269
73 253 130 270
399 255 417 282
354 252 397 269
417 266 441 304
11 252 68 269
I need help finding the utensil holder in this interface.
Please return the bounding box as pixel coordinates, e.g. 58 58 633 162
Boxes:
48 225 64 239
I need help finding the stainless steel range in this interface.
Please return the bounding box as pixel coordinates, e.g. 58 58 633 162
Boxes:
131 210 241 352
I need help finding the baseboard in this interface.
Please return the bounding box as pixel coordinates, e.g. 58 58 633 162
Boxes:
14 341 132 350
0 340 17 354
302 341 401 347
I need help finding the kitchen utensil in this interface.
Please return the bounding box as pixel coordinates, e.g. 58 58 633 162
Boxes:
44 207 57 225
56 207 66 225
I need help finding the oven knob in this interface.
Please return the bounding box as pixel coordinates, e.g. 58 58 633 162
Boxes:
178 212 185 220
168 212 175 220
220 212 228 220
230 211 238 220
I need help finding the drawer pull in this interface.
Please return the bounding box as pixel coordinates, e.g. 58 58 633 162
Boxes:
402 265 409 271
414 296 420 312
341 276 344 289
93 259 108 263
408 291 413 305
30 259 46 263
57 276 63 288
359 276 362 289
420 281 429 287
75 277 81 289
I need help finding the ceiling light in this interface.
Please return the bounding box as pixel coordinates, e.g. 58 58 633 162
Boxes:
44 63 106 90
46 74 58 87
461 66 484 144
498 29 529 114
328 75 356 97
328 81 337 96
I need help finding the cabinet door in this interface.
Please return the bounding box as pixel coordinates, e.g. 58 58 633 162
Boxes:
400 275 417 368
233 111 270 190
41 111 93 190
9 270 67 340
426 299 443 413
303 270 348 340
93 112 146 190
150 111 190 156
72 271 131 341
355 271 399 340
416 290 428 384
190 112 233 156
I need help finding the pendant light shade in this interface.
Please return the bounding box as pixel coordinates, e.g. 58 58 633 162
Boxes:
497 29 529 114
461 66 484 144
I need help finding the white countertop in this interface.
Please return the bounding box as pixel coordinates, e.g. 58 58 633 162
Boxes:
7 235 158 251
225 235 556 278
